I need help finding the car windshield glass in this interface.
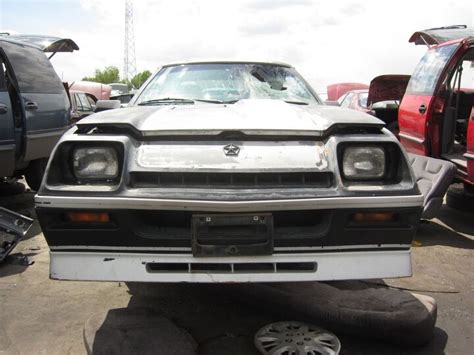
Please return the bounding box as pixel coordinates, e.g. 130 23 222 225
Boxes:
406 43 459 94
358 92 368 108
134 63 319 105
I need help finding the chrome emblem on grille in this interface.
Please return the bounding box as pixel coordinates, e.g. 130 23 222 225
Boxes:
223 144 240 156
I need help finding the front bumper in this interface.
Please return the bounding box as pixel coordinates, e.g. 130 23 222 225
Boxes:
37 194 421 282
49 250 412 282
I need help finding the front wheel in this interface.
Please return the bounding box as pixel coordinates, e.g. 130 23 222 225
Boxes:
24 158 48 191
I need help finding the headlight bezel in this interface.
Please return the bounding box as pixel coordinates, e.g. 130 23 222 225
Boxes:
46 141 124 187
337 142 401 184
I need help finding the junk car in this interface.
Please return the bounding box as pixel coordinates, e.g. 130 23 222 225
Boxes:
0 34 78 190
398 25 474 209
36 61 442 283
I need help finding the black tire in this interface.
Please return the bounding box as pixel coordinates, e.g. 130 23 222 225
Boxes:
24 158 48 191
446 184 474 213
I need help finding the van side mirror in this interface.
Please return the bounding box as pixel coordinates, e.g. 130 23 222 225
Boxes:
94 100 121 112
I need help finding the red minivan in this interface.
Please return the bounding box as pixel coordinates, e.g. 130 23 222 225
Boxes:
398 26 474 207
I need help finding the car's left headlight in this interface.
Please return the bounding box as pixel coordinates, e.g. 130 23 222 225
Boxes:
73 147 119 180
342 146 386 180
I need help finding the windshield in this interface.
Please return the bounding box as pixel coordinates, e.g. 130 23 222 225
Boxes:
358 92 368 108
133 63 320 105
406 43 459 95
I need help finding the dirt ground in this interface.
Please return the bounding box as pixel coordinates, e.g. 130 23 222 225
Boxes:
0 190 473 354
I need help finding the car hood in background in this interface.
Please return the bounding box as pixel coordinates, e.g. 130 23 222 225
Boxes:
409 25 474 46
69 81 112 101
367 75 410 107
4 34 79 52
77 99 384 137
326 83 369 101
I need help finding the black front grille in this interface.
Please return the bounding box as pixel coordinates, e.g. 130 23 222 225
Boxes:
129 171 332 189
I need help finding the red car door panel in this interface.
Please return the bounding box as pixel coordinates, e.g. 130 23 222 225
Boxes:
399 95 434 155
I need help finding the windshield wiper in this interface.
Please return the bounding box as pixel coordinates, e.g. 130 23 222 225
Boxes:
194 98 241 104
284 100 309 105
193 98 225 104
137 98 195 106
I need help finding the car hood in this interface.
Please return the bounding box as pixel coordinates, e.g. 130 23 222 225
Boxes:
77 99 384 137
367 75 410 106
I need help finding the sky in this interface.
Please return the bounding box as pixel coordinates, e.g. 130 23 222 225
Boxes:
1 0 473 94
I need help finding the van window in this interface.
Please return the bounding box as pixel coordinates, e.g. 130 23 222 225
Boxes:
454 57 474 90
406 43 459 95
0 41 64 94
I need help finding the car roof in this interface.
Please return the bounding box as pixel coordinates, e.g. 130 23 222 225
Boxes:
160 60 293 68
409 25 474 46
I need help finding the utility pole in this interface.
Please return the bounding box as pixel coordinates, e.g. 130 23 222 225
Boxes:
123 0 137 81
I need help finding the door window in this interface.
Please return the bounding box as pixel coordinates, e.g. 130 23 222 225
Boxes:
1 41 64 94
406 43 459 95
77 93 92 111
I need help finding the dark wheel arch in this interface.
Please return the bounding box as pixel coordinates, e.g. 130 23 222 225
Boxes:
24 158 48 191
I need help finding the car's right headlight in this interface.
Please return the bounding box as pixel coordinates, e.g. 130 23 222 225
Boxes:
73 147 119 180
342 146 386 180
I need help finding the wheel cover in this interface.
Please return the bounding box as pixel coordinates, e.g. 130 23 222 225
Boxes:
254 321 341 355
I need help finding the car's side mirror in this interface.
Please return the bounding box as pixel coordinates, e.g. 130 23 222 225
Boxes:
94 100 121 112
325 100 340 106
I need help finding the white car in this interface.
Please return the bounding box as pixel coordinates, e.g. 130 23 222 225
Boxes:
36 61 424 283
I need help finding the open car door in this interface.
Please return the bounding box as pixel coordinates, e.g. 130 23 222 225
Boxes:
398 32 466 155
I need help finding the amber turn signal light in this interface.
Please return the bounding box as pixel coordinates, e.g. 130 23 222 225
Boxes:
352 212 396 223
66 212 110 223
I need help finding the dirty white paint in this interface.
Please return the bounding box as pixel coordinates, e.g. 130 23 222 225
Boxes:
49 250 411 282
137 141 329 171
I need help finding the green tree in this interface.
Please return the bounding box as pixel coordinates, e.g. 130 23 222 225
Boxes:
130 70 152 89
82 66 120 84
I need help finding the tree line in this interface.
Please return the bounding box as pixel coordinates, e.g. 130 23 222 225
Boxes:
82 66 152 90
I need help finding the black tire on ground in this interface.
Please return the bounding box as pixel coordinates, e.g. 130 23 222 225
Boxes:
446 184 474 213
0 180 26 196
24 158 48 191
386 122 400 140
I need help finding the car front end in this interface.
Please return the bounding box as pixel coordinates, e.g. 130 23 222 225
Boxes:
35 62 423 282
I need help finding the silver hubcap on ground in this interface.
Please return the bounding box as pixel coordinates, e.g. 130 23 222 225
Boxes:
254 321 341 355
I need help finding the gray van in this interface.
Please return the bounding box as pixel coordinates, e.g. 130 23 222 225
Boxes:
0 35 78 190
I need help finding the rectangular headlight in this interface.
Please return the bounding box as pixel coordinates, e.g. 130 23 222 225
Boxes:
342 146 386 180
73 147 119 180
